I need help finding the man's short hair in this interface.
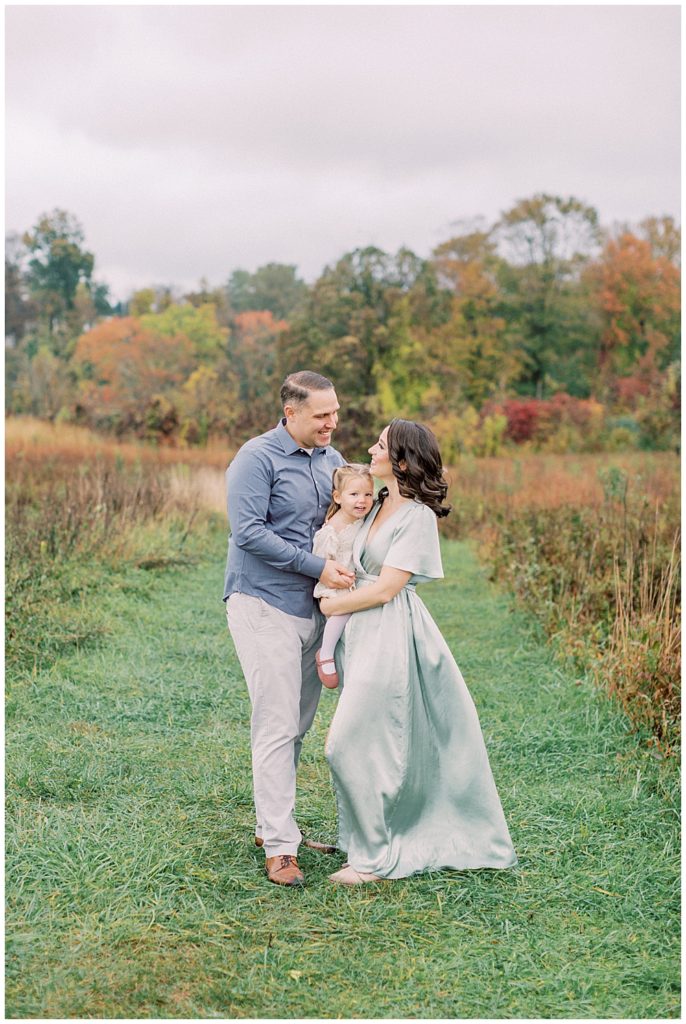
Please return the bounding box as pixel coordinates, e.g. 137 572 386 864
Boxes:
280 371 334 409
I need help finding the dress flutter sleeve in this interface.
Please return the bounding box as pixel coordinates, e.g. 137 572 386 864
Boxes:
383 503 444 582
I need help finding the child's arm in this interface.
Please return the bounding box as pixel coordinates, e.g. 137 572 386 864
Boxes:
319 566 412 615
313 527 340 564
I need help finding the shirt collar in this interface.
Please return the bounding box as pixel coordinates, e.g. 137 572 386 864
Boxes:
275 417 328 456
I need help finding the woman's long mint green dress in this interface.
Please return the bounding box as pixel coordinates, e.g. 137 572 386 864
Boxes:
326 499 518 879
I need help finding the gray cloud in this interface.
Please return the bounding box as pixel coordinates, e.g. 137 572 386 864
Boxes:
6 5 680 299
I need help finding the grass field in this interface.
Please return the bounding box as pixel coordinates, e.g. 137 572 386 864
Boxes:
5 526 680 1019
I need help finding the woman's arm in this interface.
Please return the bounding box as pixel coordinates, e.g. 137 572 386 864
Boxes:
320 565 412 616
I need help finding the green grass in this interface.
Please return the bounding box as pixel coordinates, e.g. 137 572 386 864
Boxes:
5 528 680 1018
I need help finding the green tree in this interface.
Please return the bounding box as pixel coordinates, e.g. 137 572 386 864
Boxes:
6 343 73 419
184 278 232 326
5 232 36 346
23 210 95 335
226 263 308 320
638 215 681 265
179 364 238 445
228 311 286 432
128 285 179 316
279 246 451 455
128 288 156 316
431 223 518 406
495 194 601 398
141 303 228 362
372 296 433 419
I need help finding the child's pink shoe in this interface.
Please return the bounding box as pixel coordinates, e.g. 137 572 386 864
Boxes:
315 650 339 689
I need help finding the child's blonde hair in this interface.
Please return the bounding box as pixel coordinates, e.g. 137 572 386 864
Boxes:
325 463 374 521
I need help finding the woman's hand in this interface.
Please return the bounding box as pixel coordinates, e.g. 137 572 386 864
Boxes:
320 595 343 617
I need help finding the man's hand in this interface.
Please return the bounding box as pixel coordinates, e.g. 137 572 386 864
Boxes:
319 560 355 590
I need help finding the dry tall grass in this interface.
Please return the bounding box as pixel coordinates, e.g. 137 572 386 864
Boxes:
602 531 681 747
5 418 228 674
5 415 234 471
446 455 681 752
442 450 677 533
6 417 680 747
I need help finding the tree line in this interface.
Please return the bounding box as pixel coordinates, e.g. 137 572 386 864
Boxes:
5 195 680 459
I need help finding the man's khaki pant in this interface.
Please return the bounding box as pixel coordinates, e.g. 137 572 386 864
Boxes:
225 593 324 858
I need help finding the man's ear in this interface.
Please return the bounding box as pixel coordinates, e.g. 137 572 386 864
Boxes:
283 404 295 419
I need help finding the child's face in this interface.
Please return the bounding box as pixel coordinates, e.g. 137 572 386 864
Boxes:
334 476 374 519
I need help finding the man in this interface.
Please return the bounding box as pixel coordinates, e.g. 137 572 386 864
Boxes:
223 370 354 887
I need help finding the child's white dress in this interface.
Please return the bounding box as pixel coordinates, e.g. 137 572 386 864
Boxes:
313 520 364 598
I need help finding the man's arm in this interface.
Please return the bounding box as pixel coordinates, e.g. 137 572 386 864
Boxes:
227 449 353 587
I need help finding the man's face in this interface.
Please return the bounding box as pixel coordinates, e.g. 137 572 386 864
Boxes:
284 388 340 448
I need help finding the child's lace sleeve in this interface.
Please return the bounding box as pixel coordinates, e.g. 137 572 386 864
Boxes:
312 525 339 561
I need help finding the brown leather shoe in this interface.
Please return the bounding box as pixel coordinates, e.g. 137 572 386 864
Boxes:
266 855 305 887
255 835 337 855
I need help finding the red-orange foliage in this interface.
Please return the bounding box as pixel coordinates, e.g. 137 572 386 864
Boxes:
233 310 288 342
587 232 680 378
611 375 651 408
488 393 603 444
73 316 195 426
498 398 542 442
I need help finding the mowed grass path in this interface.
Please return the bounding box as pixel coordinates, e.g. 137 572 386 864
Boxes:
6 530 680 1019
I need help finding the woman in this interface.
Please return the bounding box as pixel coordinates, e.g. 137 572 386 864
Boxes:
319 419 518 884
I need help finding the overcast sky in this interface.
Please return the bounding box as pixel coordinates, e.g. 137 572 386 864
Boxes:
5 4 681 301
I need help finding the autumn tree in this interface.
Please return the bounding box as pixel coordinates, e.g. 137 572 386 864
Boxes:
72 316 194 435
228 311 288 432
585 230 681 388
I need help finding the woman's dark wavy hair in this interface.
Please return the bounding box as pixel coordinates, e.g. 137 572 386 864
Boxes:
378 419 451 518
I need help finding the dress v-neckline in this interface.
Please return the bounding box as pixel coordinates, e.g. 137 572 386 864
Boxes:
364 499 414 547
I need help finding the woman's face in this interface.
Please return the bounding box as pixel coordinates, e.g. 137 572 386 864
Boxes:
368 427 392 479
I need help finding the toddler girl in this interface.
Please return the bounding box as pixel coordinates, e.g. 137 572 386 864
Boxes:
314 464 374 688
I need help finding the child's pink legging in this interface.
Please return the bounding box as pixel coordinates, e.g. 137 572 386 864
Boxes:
319 613 351 672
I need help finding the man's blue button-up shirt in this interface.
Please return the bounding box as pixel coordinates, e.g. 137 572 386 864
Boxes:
223 419 346 619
